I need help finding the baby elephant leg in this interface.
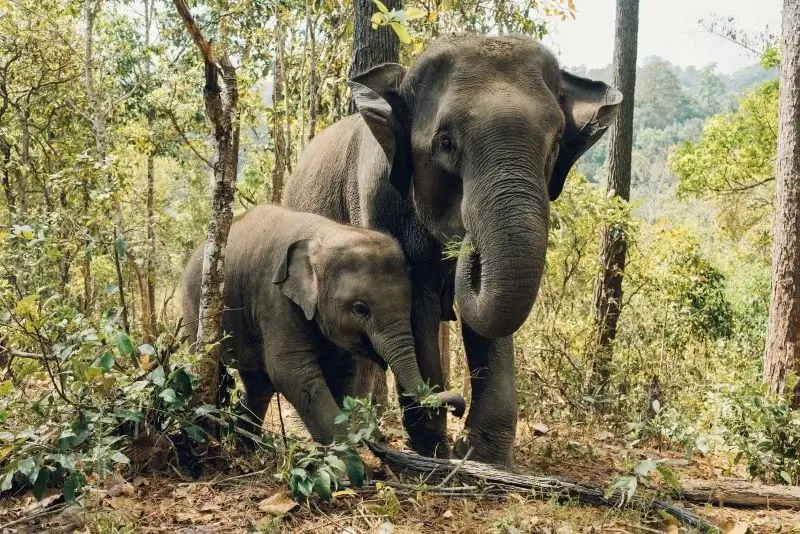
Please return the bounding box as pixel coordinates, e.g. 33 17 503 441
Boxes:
236 370 275 437
269 350 344 445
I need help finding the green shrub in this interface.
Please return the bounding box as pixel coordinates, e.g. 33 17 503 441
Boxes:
721 382 800 485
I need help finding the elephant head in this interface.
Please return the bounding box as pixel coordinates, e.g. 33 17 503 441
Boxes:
349 34 622 339
273 235 466 417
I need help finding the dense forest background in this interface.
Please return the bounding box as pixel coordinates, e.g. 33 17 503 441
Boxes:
0 0 797 530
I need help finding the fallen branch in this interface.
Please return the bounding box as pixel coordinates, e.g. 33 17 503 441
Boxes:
368 443 718 532
677 477 800 509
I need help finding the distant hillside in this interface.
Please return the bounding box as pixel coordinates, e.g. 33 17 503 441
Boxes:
561 56 777 222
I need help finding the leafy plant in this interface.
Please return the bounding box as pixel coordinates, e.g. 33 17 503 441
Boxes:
721 381 800 485
604 458 680 506
276 395 379 501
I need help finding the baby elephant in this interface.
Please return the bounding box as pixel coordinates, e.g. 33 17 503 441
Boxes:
181 204 465 445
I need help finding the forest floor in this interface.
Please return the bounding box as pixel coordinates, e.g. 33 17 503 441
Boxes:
1 407 798 534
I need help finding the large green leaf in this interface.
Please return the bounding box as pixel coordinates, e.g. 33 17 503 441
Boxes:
346 452 365 487
97 352 115 373
63 472 85 503
114 235 127 259
115 333 134 357
32 468 50 500
312 469 332 500
159 388 178 404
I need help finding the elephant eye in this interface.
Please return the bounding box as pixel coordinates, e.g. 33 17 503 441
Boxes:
437 132 456 154
351 300 371 319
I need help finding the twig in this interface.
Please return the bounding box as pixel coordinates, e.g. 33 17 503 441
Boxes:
436 446 473 488
276 393 288 450
202 413 265 445
0 501 72 530
213 468 271 485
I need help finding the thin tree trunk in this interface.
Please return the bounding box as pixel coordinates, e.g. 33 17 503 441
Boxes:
299 16 308 148
1 142 14 225
348 0 401 113
307 3 318 142
84 0 131 332
439 325 450 389
173 0 239 407
14 108 29 219
142 0 157 343
282 29 293 173
764 0 800 405
589 0 639 394
270 11 287 204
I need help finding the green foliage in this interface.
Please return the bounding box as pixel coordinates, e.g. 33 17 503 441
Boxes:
670 80 778 248
604 458 680 506
277 396 378 501
721 382 800 485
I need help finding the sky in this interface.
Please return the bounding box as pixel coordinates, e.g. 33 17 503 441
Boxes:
543 0 782 73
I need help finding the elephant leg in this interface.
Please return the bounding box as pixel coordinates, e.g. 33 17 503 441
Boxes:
236 370 275 436
269 350 344 445
399 287 450 458
455 323 517 466
320 346 358 406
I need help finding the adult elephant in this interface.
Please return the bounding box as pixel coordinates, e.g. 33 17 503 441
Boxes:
283 34 622 465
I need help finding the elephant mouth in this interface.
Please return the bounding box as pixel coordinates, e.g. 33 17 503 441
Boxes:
356 336 389 371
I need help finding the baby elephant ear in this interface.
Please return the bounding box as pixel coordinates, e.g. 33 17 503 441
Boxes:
348 63 412 199
550 70 623 201
272 239 318 321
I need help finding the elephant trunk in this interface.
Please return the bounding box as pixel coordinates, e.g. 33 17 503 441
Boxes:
374 328 466 417
455 172 549 339
375 329 425 395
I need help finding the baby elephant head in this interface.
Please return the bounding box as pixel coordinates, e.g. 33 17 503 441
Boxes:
272 233 466 417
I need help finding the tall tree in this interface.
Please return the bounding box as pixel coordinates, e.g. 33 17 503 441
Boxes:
764 0 800 404
348 0 400 113
83 0 131 335
270 6 287 203
173 0 240 407
590 0 639 392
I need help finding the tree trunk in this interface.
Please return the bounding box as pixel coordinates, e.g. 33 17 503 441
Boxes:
270 11 287 204
439 324 450 389
348 0 401 113
589 0 639 394
14 107 29 219
764 0 800 405
84 0 131 333
677 477 800 508
1 142 14 221
173 0 239 407
307 2 318 142
142 0 157 343
282 30 293 174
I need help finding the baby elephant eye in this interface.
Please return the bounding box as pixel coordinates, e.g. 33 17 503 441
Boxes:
351 300 371 318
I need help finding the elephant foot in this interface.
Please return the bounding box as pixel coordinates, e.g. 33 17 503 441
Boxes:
407 433 452 459
401 404 451 458
453 430 513 467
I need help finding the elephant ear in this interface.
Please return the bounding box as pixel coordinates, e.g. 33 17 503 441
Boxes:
549 70 623 201
348 63 413 198
272 239 319 321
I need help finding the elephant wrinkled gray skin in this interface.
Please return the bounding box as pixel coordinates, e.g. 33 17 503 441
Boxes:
283 34 622 465
180 204 466 445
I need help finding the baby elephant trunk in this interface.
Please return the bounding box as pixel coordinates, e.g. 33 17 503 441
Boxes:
375 330 466 418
